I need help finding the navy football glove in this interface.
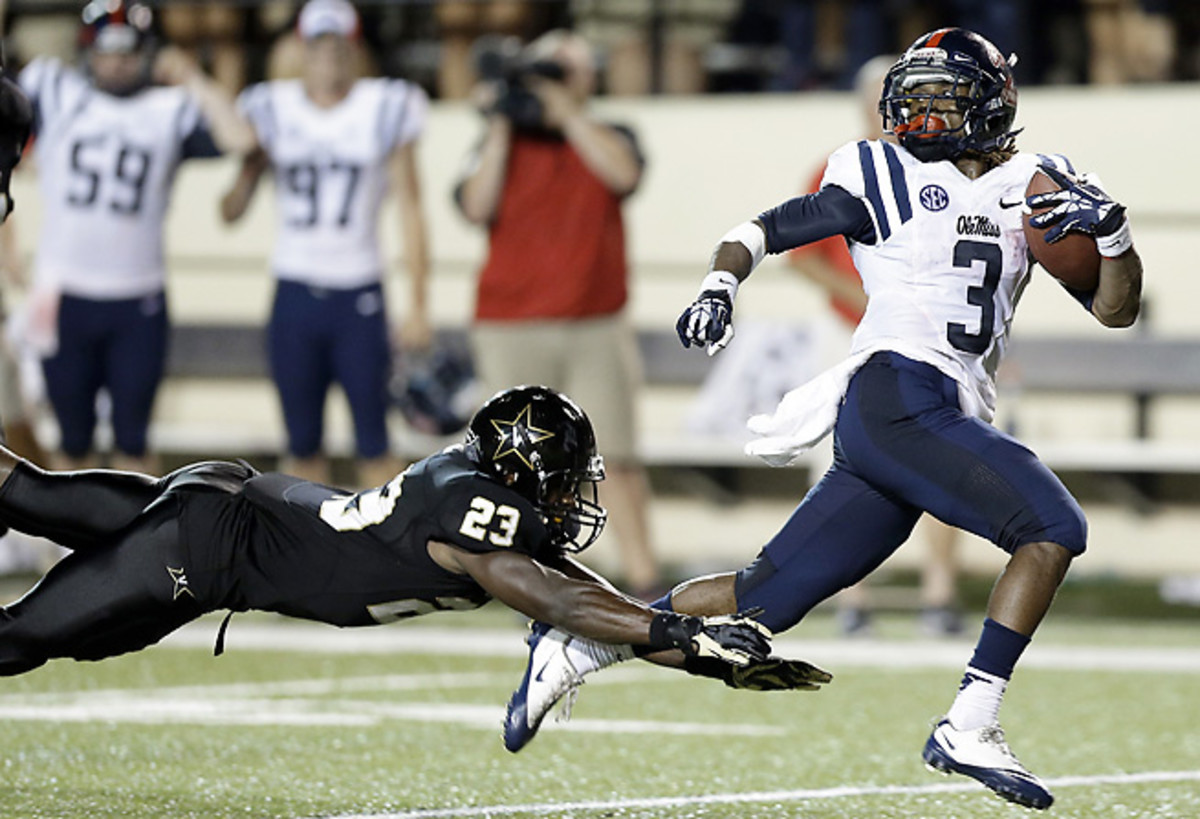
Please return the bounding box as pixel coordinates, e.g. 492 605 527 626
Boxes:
1027 163 1130 255
649 611 772 666
676 289 734 355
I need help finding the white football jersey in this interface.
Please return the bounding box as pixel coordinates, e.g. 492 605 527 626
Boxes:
238 78 428 289
19 58 219 300
821 140 1073 422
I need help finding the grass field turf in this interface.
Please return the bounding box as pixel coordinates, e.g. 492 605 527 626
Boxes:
0 607 1197 819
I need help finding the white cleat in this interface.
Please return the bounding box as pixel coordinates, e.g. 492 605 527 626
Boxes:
502 622 583 753
923 718 1054 809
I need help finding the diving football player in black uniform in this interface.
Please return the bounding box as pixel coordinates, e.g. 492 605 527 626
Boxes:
0 386 772 676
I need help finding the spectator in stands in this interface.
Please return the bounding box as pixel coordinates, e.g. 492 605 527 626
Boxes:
454 30 664 597
13 1 254 473
158 2 248 97
1084 0 1176 84
572 0 740 94
765 0 1029 90
434 1 561 99
220 0 432 489
787 54 962 637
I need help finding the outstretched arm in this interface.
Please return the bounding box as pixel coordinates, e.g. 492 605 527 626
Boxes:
442 543 770 662
154 47 256 155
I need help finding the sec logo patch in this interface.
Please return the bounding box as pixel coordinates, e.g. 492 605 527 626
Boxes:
920 184 950 212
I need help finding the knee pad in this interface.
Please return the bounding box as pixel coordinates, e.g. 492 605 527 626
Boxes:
1004 499 1088 557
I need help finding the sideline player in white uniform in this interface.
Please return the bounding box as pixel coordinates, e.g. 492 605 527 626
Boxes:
221 0 431 489
501 28 1143 811
15 1 254 472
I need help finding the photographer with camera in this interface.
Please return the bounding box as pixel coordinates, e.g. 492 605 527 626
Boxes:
455 30 663 599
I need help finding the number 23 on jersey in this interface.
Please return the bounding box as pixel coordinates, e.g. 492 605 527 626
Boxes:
459 497 521 548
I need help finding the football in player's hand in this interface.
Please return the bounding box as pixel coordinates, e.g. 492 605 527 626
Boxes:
1022 170 1101 291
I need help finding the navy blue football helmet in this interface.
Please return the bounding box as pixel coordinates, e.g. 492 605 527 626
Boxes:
880 28 1019 163
392 343 478 436
466 385 607 553
79 1 155 54
78 1 157 97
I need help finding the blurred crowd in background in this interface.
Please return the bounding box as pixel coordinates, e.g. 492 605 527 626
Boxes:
4 0 1199 99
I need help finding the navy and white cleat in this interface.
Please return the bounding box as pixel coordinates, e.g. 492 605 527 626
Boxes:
923 718 1054 810
502 622 583 753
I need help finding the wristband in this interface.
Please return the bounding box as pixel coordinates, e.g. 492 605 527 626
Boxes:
698 270 740 300
648 612 693 653
1096 218 1133 258
719 220 767 269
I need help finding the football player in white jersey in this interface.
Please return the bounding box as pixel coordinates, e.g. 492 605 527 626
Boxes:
15 1 254 473
221 0 431 489
502 29 1143 811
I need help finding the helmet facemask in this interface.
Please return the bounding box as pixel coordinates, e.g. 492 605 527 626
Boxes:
535 455 607 553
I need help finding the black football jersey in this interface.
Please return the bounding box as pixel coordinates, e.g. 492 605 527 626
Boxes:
218 446 556 627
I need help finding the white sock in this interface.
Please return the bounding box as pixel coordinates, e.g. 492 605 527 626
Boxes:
946 666 1008 731
562 635 635 677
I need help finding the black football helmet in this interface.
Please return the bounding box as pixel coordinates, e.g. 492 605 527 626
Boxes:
0 74 32 221
880 28 1019 163
466 385 607 553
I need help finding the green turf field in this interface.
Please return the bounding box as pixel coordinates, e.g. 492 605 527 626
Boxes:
0 607 1197 819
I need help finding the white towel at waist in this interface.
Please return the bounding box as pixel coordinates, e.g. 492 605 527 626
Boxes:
744 350 875 467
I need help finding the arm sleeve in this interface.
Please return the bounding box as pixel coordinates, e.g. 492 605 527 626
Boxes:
757 184 876 255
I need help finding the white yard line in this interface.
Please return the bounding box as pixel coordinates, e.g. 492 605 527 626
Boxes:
158 620 1200 673
316 769 1200 819
0 697 782 736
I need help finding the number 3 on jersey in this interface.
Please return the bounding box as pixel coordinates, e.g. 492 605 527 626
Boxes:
947 239 1002 355
459 497 520 548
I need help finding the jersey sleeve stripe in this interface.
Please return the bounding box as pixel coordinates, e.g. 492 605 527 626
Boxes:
881 142 913 224
858 140 891 241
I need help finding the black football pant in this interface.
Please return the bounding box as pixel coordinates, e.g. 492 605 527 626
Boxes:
0 461 211 676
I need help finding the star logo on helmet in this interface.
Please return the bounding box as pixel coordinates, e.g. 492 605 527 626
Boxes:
489 404 555 470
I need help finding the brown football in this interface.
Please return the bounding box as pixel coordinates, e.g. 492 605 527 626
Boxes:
1022 170 1101 291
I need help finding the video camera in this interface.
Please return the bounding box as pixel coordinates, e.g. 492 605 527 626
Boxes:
472 35 566 130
